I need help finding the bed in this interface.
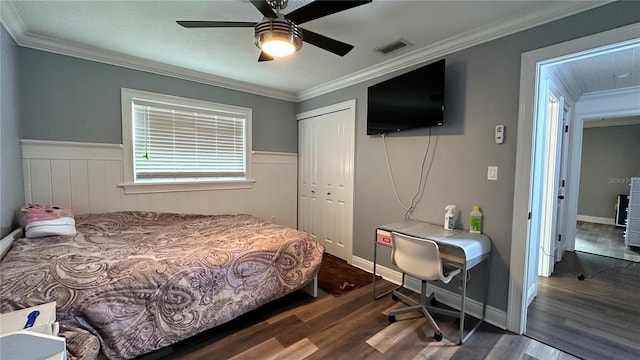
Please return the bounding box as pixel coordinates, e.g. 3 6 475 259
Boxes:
0 211 324 360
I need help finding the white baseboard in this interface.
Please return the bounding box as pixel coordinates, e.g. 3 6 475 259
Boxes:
352 255 507 330
577 215 615 225
526 283 537 308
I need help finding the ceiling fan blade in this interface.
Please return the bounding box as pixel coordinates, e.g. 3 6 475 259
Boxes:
286 1 371 25
177 21 256 28
258 52 274 62
301 28 354 56
250 0 277 18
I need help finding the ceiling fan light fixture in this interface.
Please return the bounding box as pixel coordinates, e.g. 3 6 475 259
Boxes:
254 18 302 58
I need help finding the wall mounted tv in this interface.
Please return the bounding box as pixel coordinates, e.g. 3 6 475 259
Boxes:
367 59 445 135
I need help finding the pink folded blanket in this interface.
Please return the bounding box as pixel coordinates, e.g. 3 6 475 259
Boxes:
19 204 76 238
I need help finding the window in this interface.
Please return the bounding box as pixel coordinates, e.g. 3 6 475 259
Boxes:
121 88 253 194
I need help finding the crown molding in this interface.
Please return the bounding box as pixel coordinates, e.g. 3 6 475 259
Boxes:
583 116 640 128
296 1 609 101
576 85 640 118
20 32 298 101
0 2 297 102
0 0 26 42
2 0 609 103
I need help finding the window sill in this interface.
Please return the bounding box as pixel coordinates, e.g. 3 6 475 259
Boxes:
119 179 256 194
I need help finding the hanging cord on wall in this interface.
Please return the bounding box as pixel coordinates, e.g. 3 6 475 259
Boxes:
382 130 439 221
405 128 438 221
382 133 415 219
538 245 637 280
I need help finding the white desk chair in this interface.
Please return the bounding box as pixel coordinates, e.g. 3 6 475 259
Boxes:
388 232 461 341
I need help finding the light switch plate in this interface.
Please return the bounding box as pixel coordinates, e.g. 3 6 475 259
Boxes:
488 166 498 181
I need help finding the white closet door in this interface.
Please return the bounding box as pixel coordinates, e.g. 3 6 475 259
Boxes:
298 119 322 242
298 100 355 262
319 111 354 260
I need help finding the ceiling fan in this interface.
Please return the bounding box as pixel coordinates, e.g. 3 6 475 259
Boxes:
177 0 372 62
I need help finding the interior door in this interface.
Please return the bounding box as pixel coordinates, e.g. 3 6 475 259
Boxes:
319 110 354 260
297 101 355 262
538 84 565 277
298 119 322 242
554 104 571 259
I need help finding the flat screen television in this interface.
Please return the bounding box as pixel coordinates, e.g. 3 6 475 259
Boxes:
367 59 445 135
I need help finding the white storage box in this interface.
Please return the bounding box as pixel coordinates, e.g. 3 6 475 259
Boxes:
0 302 59 336
0 302 66 360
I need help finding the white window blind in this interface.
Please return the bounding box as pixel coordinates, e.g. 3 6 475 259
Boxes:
133 101 246 182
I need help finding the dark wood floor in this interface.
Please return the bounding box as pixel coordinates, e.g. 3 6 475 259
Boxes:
526 250 640 360
138 279 577 360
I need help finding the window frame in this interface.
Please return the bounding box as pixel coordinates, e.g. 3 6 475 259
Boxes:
121 88 253 194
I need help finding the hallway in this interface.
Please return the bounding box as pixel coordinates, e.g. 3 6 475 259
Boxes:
526 251 640 360
574 221 640 262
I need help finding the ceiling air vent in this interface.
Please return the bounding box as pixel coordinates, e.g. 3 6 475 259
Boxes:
374 39 412 55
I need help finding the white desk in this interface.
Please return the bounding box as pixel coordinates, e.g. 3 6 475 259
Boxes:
373 220 492 344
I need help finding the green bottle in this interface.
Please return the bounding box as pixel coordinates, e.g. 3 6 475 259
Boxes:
470 205 482 234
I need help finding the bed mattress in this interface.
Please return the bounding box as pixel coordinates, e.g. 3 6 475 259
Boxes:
0 211 324 359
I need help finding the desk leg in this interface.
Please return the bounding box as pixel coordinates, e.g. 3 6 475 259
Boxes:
373 236 379 299
373 231 402 300
459 270 467 344
459 262 490 344
372 236 391 299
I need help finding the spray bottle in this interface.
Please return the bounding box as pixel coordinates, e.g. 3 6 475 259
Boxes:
444 205 456 230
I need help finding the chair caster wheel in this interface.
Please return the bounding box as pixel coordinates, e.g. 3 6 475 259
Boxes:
391 294 399 301
434 332 443 342
388 315 396 323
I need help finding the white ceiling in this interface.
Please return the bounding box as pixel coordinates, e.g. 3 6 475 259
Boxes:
1 0 625 100
552 45 640 96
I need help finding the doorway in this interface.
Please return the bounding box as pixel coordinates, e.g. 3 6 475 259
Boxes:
525 55 640 356
507 22 640 334
574 118 640 262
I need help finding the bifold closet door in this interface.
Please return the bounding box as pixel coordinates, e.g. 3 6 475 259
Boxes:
298 119 321 243
298 107 354 261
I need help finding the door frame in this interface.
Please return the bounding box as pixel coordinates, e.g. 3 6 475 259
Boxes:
507 23 640 334
537 83 564 278
296 99 356 262
554 102 572 260
535 82 572 278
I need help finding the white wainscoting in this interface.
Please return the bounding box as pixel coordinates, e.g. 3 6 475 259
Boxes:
21 140 298 228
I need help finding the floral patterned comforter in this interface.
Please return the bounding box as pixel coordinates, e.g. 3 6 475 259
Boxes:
0 211 324 359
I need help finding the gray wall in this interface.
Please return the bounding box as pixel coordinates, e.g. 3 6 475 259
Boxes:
579 124 640 218
7 1 640 311
0 25 25 237
19 48 298 152
297 1 640 311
